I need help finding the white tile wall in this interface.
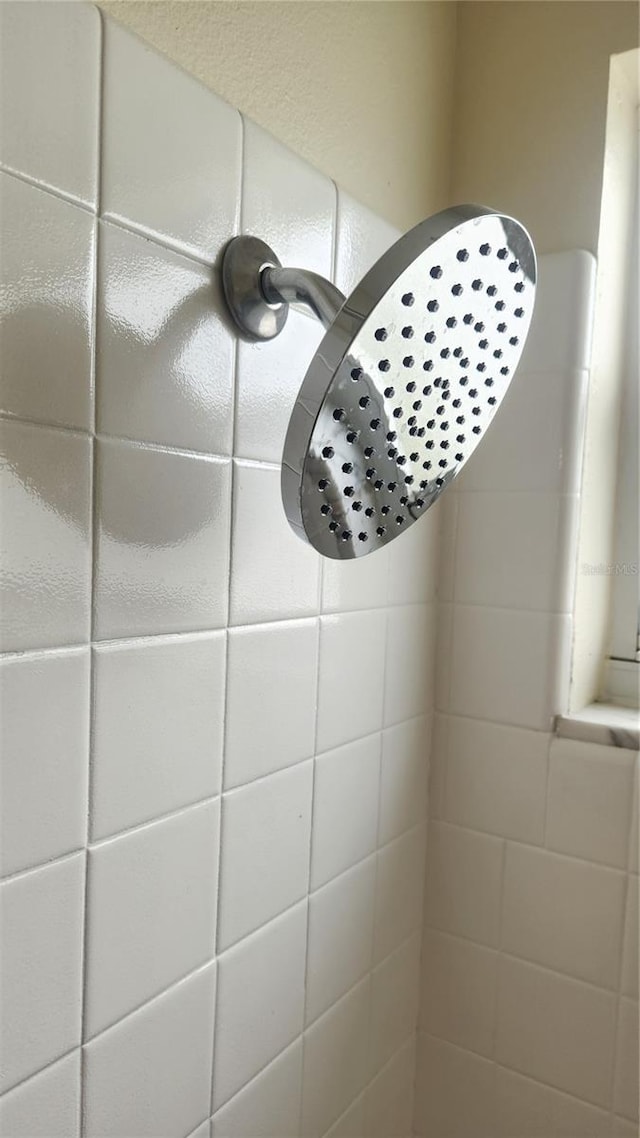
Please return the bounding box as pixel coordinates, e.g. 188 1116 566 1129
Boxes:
0 1051 81 1138
4 9 629 1138
0 2 100 205
0 172 95 430
83 962 216 1138
94 438 232 639
0 649 90 876
91 632 226 838
0 7 436 1136
415 245 638 1138
0 854 85 1092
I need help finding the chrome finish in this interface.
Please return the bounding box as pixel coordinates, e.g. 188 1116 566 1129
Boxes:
220 206 536 560
221 235 288 341
261 265 345 331
282 205 536 559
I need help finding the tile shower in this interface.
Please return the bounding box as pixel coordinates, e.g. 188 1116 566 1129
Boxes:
0 6 637 1138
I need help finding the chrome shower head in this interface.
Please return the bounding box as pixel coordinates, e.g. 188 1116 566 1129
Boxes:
222 205 536 559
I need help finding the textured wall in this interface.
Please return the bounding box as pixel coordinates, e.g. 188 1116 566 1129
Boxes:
99 0 458 232
451 0 638 255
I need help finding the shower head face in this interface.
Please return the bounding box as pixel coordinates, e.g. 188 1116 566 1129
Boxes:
282 205 536 559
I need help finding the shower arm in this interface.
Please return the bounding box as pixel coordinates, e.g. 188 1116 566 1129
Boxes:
222 235 348 341
260 265 345 332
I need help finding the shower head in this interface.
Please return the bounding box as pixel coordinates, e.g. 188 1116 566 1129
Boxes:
222 204 536 559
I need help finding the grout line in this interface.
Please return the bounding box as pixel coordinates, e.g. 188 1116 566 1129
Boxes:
608 870 632 1117
209 108 246 1122
421 917 626 998
298 612 324 1127
79 14 105 1133
88 793 220 852
0 846 85 886
0 1045 82 1101
0 162 97 215
0 742 424 886
418 1030 614 1118
301 146 341 1123
492 839 508 1062
542 732 553 846
0 411 92 439
82 957 216 1051
0 601 435 661
98 209 220 271
429 814 630 876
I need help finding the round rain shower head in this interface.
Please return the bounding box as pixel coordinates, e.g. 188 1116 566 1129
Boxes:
222 205 536 559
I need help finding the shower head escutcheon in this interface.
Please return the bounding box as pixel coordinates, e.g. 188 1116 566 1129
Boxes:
222 205 536 559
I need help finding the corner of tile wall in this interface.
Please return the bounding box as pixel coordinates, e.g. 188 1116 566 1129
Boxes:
418 247 638 1137
0 7 437 1138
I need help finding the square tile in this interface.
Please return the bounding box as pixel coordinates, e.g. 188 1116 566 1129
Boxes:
0 173 95 430
495 1065 611 1138
92 633 225 839
363 1038 415 1138
85 801 219 1038
0 420 91 651
423 821 503 947
495 955 617 1108
242 117 335 279
420 930 498 1058
306 856 376 1025
456 368 589 495
369 932 421 1075
454 491 576 613
213 902 307 1110
229 462 320 626
0 649 89 876
622 879 638 998
374 824 426 965
501 843 626 989
94 438 231 639
413 1034 496 1138
301 978 370 1138
435 493 459 603
324 1095 365 1138
235 316 325 464
449 605 570 730
614 998 639 1122
218 762 313 950
0 1050 80 1138
334 190 399 296
83 963 216 1138
519 251 596 374
96 222 234 454
387 505 439 607
378 715 430 845
101 17 241 259
317 611 387 753
211 1039 302 1138
383 604 436 727
225 620 318 789
322 543 391 616
0 3 100 204
442 716 549 844
0 854 84 1092
546 738 636 868
310 735 381 890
